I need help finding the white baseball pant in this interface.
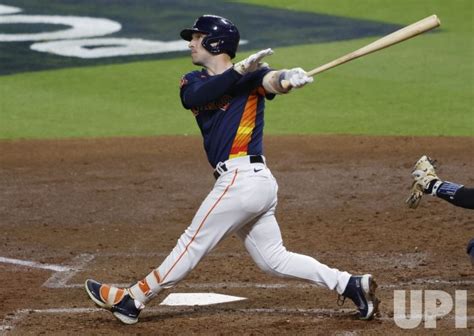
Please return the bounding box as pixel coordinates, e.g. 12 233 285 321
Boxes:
130 156 351 303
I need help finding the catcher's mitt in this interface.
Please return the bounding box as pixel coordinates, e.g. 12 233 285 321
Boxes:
406 155 439 209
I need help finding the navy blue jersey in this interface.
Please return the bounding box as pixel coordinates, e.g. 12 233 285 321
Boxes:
180 67 275 168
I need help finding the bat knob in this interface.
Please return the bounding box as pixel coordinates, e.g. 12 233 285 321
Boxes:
280 79 291 90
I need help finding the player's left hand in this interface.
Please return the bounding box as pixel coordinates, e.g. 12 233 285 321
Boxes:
234 48 273 75
283 68 314 88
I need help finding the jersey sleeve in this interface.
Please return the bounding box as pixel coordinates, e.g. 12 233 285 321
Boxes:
237 68 276 100
179 68 242 110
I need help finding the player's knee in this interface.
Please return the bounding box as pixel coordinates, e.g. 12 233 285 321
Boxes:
253 259 274 274
255 249 291 276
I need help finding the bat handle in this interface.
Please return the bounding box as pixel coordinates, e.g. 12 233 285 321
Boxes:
281 63 328 89
280 71 315 90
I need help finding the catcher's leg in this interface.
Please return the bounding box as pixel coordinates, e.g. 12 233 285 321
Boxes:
467 238 474 265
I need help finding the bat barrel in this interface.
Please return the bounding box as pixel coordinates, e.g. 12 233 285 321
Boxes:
281 15 440 89
306 15 440 77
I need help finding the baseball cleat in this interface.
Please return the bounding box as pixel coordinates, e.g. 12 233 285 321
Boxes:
84 279 144 325
338 274 379 320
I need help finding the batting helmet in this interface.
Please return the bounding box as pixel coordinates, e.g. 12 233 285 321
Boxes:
180 15 240 59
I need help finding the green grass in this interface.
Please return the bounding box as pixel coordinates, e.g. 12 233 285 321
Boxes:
0 60 198 138
0 0 472 139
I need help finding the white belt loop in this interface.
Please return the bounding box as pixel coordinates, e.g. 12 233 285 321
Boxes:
215 161 227 176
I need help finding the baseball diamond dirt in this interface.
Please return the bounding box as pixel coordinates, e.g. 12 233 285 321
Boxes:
0 135 473 335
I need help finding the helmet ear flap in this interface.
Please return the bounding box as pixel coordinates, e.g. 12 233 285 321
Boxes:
202 35 238 59
202 36 224 54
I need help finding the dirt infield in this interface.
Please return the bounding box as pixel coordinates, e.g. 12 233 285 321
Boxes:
1 135 473 335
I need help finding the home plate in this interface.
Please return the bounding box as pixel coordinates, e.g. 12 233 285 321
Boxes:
160 293 246 306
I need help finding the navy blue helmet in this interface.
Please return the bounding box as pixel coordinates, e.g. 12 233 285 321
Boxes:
180 15 240 59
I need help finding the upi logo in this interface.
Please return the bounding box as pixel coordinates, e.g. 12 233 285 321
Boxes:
393 290 467 329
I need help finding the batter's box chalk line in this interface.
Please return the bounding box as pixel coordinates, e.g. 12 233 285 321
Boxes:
1 253 473 334
0 256 72 272
1 307 473 335
1 253 473 290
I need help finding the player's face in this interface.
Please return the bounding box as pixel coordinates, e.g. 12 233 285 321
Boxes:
189 33 212 66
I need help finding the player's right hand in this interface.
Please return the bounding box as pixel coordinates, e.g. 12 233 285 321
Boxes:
234 48 273 75
282 68 313 88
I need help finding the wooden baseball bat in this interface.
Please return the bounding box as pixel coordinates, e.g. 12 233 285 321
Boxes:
282 14 441 89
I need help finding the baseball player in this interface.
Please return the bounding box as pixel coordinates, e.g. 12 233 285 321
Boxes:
84 14 379 325
406 155 474 263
